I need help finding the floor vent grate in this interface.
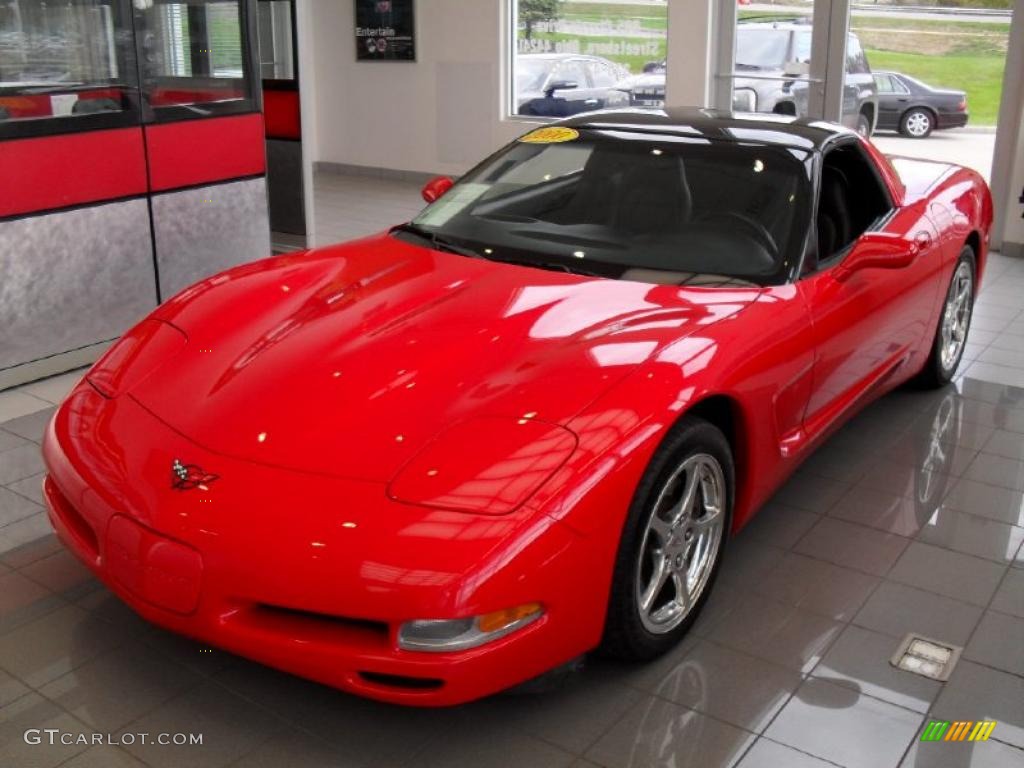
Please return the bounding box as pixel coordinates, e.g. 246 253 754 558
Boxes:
890 634 962 681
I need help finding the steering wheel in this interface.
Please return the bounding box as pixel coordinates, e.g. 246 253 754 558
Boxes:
695 211 778 257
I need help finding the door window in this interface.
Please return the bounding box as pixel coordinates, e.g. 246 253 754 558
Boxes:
815 142 892 265
553 60 588 91
589 60 617 88
845 36 870 76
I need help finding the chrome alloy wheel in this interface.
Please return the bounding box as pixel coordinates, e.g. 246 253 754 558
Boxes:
635 454 725 634
905 111 931 138
939 261 973 372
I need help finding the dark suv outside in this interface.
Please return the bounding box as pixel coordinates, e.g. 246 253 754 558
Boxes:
616 20 879 136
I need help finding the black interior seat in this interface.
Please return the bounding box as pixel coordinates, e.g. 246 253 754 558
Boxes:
817 165 853 259
614 153 693 234
557 149 693 234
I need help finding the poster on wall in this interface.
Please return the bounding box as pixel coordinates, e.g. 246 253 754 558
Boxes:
355 0 415 61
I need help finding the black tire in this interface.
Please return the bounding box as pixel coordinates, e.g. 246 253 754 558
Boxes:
916 246 976 388
600 416 734 661
857 112 873 138
900 108 934 139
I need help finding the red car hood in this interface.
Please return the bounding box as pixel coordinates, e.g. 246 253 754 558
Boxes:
133 235 759 481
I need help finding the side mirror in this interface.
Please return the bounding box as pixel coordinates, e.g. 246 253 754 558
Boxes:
834 232 918 281
783 60 809 77
544 80 578 98
421 175 454 204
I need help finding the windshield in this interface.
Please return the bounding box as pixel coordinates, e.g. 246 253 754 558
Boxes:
736 29 791 69
516 59 551 93
403 129 813 286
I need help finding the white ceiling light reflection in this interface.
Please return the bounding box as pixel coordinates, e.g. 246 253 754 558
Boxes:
589 341 658 367
504 283 657 339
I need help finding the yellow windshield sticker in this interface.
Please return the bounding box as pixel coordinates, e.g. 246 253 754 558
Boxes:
519 126 580 144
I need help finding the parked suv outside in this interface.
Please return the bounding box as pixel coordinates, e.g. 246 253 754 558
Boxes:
616 20 879 136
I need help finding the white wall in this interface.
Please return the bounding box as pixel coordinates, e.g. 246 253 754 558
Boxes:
990 2 1024 255
301 0 720 178
304 0 541 177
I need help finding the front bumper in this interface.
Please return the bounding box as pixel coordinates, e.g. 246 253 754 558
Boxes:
41 384 599 705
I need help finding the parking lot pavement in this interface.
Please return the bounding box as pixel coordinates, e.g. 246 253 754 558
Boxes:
871 130 996 183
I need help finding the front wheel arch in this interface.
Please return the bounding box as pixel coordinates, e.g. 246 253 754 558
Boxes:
598 414 735 660
684 395 745 513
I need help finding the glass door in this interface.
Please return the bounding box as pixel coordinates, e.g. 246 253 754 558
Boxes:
718 0 873 137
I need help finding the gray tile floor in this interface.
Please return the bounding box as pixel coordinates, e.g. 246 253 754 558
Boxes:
1 174 1023 767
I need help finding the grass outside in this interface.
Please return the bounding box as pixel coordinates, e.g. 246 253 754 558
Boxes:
866 50 1004 124
563 2 666 20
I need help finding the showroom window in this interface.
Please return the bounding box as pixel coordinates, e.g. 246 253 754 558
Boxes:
0 0 140 138
510 0 667 117
257 0 295 82
133 0 256 120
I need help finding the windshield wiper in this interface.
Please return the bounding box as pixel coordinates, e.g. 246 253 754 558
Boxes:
488 256 604 278
735 63 764 71
391 223 482 258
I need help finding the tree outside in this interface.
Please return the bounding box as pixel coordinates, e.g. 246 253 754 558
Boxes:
520 0 564 40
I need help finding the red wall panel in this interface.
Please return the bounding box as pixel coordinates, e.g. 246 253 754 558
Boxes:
263 90 302 140
0 127 148 218
145 113 266 192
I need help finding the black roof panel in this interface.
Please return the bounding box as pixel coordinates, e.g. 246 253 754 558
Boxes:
558 108 854 151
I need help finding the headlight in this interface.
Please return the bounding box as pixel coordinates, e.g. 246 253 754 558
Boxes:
87 318 187 398
732 88 757 113
397 603 543 652
387 416 577 515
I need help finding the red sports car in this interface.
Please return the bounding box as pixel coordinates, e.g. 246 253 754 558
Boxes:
42 110 992 706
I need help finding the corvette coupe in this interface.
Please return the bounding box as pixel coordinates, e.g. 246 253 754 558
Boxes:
42 109 992 706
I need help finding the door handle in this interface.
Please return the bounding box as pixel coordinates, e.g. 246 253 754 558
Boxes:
910 231 932 256
585 99 599 105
